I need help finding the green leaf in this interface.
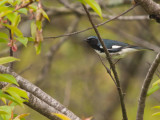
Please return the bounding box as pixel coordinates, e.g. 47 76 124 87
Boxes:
35 41 41 55
0 29 8 43
28 37 34 41
6 87 28 100
53 113 71 120
0 10 12 18
152 79 160 87
13 27 23 37
10 0 21 6
31 21 36 39
147 85 160 96
152 106 160 109
0 90 20 105
17 8 28 15
5 90 26 107
152 112 160 116
13 113 30 120
4 24 23 37
0 6 8 11
147 79 160 96
0 97 6 104
0 110 8 115
78 0 85 4
0 38 7 43
0 56 20 65
40 8 50 21
0 93 19 105
28 5 38 12
0 32 8 39
16 37 28 47
7 0 14 3
0 0 8 6
80 0 103 19
14 14 21 27
36 20 42 30
6 12 17 24
0 74 18 86
0 106 14 120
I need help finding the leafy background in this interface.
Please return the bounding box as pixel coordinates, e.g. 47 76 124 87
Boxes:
0 0 160 120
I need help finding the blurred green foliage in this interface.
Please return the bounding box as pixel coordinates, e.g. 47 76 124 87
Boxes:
0 0 160 120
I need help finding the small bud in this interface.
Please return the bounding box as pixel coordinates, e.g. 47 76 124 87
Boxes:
8 42 12 47
12 44 17 52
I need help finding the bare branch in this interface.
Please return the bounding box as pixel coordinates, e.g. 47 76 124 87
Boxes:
97 54 117 85
82 4 128 120
8 22 14 71
44 5 138 40
15 0 34 11
101 54 145 120
136 52 160 120
47 7 149 20
135 0 160 23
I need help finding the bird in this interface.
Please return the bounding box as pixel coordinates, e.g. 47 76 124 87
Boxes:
85 36 152 59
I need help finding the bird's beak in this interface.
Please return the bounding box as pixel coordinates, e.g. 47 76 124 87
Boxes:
84 38 88 42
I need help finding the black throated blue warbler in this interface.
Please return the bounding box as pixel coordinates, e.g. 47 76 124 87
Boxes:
85 36 152 59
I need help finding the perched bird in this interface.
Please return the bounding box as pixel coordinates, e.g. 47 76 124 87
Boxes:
85 36 152 59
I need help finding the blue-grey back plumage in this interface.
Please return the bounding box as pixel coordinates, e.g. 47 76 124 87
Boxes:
85 36 152 59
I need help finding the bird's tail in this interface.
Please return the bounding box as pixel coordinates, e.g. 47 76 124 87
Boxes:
129 46 154 51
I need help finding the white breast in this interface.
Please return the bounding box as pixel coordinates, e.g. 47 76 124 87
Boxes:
95 50 106 57
111 48 138 59
95 48 139 59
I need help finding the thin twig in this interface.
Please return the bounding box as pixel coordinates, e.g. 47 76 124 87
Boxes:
136 52 160 120
82 4 128 120
15 1 34 11
47 6 149 20
97 54 117 85
8 24 13 71
19 64 33 75
44 4 138 40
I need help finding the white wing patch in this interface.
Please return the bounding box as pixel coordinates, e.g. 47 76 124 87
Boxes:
100 45 103 49
112 45 121 49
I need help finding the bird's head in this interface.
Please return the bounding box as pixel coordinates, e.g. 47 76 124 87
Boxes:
84 36 99 48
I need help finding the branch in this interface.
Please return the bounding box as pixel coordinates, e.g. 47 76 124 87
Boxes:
0 65 81 120
135 0 160 23
0 82 61 120
47 7 149 20
101 54 145 120
97 54 117 85
44 5 138 40
8 22 14 71
15 0 34 11
136 52 160 120
82 4 128 120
